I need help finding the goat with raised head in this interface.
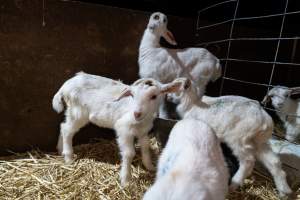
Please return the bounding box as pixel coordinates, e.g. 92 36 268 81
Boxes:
138 12 221 117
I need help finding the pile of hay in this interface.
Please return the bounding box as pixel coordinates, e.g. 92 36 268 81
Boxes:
0 138 299 200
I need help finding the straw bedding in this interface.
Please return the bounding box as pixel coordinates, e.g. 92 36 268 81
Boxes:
0 138 299 200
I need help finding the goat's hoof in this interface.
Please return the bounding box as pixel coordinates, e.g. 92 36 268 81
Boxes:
145 163 155 171
63 154 74 164
278 187 292 199
120 172 131 188
120 177 130 188
57 147 63 155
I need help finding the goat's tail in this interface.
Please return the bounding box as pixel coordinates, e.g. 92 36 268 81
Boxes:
52 90 64 113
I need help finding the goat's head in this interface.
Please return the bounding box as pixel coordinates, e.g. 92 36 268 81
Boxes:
166 77 199 105
116 78 182 122
147 12 177 46
262 86 291 108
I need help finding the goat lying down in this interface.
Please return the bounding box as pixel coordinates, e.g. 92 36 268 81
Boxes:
52 72 182 186
263 86 300 142
139 12 221 118
143 118 229 200
167 78 292 197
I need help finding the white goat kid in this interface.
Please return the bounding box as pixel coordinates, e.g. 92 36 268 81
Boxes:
139 12 222 98
143 118 229 200
52 72 182 186
168 78 292 197
262 86 300 142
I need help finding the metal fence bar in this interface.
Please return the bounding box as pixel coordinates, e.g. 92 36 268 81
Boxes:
265 0 289 106
196 37 300 46
197 10 300 30
219 0 240 95
197 0 237 14
219 58 300 66
196 0 300 144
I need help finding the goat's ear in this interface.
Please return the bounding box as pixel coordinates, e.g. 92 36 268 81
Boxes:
163 29 177 46
161 81 182 94
290 87 300 95
114 88 133 101
261 95 271 105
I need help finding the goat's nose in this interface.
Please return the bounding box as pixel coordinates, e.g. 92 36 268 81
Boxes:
134 112 142 119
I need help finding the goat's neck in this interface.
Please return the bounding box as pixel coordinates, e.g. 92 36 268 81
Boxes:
140 29 161 49
177 94 208 118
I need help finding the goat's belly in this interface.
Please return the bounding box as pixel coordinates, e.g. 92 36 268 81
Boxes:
89 112 114 129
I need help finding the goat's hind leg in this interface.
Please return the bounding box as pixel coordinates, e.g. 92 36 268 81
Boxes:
230 144 256 191
57 132 63 155
60 110 88 164
256 144 292 197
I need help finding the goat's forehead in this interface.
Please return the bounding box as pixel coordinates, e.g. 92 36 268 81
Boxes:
150 12 166 19
270 87 289 96
132 85 160 95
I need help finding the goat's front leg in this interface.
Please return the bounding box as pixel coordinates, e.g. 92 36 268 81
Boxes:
138 134 155 171
117 134 136 187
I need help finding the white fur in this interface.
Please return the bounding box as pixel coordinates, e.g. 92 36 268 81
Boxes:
52 72 182 186
168 78 292 197
138 12 221 118
264 86 300 142
143 118 228 200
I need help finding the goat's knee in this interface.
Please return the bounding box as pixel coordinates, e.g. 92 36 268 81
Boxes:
139 136 155 171
120 149 136 186
117 135 136 187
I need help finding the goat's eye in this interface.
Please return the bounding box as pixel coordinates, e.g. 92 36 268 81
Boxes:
145 80 153 86
184 81 191 90
150 95 157 100
163 18 167 23
153 15 159 20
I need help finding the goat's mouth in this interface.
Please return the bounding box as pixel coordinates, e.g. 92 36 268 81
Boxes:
276 103 284 108
134 115 145 122
134 113 151 122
